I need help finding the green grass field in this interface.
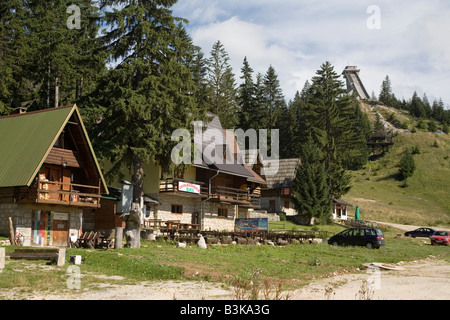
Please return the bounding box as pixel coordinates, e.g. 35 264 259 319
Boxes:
343 109 450 227
1 225 449 299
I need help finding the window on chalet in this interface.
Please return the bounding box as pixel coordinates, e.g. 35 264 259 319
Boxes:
218 208 228 218
171 204 183 215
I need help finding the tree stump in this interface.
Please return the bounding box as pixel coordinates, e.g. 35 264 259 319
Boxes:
121 210 141 248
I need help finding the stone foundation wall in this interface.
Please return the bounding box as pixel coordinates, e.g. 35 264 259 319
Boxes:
260 196 296 216
0 203 82 246
248 210 280 222
152 194 243 231
202 201 236 231
0 203 32 245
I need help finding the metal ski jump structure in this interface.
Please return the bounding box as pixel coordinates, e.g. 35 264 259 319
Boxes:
342 66 370 100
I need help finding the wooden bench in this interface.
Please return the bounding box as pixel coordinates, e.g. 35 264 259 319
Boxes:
7 248 66 266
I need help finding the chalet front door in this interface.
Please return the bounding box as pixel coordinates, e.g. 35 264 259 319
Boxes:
52 219 68 247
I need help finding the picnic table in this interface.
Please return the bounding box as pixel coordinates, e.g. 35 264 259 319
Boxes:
72 231 113 249
143 219 163 229
164 220 181 229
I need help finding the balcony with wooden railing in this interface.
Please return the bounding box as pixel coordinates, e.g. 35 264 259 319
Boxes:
18 176 101 208
159 178 261 208
210 186 261 208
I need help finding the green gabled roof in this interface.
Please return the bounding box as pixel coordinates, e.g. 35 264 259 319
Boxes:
0 105 108 193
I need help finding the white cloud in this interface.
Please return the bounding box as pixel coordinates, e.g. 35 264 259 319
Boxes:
173 0 450 105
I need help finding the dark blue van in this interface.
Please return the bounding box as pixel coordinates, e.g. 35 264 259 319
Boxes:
328 228 385 249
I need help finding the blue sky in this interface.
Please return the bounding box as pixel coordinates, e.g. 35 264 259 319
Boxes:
172 0 450 106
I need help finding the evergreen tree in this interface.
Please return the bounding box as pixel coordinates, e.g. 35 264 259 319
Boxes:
345 99 372 169
428 119 437 133
307 61 355 199
431 99 445 124
292 136 331 224
285 86 315 158
0 0 104 112
238 57 258 131
275 98 290 158
410 91 426 119
91 0 201 203
27 0 103 109
371 90 377 100
300 80 311 101
188 46 210 114
374 113 384 132
262 65 285 130
443 122 449 134
398 148 416 181
254 72 268 128
422 93 432 119
0 0 33 113
206 40 238 129
379 75 395 107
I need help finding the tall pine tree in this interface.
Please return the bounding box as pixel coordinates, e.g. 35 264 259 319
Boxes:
292 136 331 224
238 57 258 131
262 65 285 130
307 62 355 199
379 75 396 107
27 0 103 109
0 0 30 114
206 40 238 129
90 0 201 204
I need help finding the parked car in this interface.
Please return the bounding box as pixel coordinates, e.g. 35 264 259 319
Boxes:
328 227 385 249
430 231 449 246
404 227 435 238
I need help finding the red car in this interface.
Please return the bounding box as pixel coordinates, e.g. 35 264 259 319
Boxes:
430 231 449 246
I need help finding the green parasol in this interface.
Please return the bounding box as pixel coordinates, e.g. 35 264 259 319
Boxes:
355 205 361 220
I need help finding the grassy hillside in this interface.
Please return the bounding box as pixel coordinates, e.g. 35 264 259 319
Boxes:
342 103 450 227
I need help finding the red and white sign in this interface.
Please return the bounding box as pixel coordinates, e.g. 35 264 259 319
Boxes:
178 181 201 194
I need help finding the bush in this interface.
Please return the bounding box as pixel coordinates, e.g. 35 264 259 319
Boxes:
411 145 421 155
417 119 426 130
428 120 437 133
443 123 449 134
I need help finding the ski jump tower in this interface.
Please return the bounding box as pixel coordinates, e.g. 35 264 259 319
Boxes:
342 66 370 100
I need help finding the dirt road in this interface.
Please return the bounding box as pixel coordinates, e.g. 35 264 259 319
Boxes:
289 258 450 300
15 256 447 301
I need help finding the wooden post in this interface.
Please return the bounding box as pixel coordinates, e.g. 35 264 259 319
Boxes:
114 227 123 249
57 248 66 267
0 247 5 271
8 217 15 245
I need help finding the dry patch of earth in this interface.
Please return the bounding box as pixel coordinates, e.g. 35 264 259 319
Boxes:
7 257 449 300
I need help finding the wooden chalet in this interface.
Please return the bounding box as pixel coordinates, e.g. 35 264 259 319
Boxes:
102 113 266 232
258 158 301 216
0 105 108 247
156 114 266 231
